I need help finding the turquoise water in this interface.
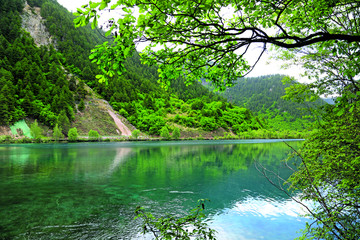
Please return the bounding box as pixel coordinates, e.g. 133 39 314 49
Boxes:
0 140 308 239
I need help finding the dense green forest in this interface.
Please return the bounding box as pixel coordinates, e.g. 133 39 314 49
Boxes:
220 75 326 131
1 0 281 138
0 0 86 133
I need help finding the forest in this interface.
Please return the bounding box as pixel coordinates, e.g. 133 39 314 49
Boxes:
0 0 311 140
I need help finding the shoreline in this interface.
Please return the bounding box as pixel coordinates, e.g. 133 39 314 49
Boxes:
0 135 306 144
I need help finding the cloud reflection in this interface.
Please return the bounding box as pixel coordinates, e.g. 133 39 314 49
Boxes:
209 196 310 240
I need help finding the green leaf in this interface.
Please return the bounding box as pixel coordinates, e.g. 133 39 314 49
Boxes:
110 4 118 10
99 2 107 10
90 2 101 8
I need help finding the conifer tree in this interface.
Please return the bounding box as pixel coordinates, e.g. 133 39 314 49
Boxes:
57 110 70 135
53 123 64 141
30 120 43 139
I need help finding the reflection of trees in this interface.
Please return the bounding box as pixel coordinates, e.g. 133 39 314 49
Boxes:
0 141 303 239
118 141 302 214
2 144 133 178
127 141 301 183
107 147 133 174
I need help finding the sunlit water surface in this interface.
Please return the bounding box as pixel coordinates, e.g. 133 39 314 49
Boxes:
0 140 309 239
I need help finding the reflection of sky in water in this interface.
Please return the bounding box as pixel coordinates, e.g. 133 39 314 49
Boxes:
0 140 310 239
210 196 309 240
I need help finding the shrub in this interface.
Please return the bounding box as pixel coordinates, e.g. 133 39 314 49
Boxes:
53 123 64 141
78 99 85 111
200 117 217 131
160 126 171 139
68 127 78 142
30 120 43 139
119 108 128 117
88 129 100 140
172 127 181 139
131 129 141 139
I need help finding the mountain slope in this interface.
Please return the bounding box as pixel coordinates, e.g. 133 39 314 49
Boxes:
1 0 266 138
220 75 326 130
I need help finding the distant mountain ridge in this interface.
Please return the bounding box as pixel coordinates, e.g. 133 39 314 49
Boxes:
221 74 326 119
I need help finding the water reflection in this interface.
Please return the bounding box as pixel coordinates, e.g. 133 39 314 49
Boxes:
0 140 308 239
211 196 308 240
107 147 133 174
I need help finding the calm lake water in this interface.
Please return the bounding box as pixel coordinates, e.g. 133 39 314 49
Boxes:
0 140 309 239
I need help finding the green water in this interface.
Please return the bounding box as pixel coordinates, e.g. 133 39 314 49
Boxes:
0 140 308 239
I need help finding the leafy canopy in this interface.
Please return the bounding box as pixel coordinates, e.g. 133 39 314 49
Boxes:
75 0 360 89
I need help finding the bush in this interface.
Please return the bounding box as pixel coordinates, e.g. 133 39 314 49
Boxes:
68 127 78 142
200 117 217 131
160 126 171 139
78 99 85 111
131 129 140 139
191 99 205 110
30 120 43 139
88 129 100 140
172 127 181 139
53 123 64 141
119 108 128 117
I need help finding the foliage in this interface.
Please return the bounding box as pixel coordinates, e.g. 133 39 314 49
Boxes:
75 0 360 90
67 127 78 141
284 92 360 240
78 98 85 112
131 129 140 139
220 74 326 131
135 200 216 239
30 120 43 139
52 123 64 140
88 129 100 140
160 126 170 139
0 0 88 127
57 110 71 135
172 127 181 140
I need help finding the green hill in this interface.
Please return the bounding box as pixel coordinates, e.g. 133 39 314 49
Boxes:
0 0 272 139
220 75 326 131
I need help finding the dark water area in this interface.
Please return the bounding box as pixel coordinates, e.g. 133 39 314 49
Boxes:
0 140 308 239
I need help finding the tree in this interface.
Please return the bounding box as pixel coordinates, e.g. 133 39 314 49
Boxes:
78 98 85 112
131 129 140 139
57 110 70 135
30 119 43 139
53 123 64 141
172 127 181 140
75 0 360 90
160 126 170 139
135 200 216 239
287 99 360 239
88 129 100 140
68 127 78 142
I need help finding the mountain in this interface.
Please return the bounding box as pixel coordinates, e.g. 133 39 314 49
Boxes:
0 0 267 138
220 75 326 131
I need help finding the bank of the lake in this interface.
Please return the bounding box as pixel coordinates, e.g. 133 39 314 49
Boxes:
0 140 309 239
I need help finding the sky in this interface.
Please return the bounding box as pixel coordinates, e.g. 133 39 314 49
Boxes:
57 0 304 80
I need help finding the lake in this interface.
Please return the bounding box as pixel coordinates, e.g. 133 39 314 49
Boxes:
0 140 309 239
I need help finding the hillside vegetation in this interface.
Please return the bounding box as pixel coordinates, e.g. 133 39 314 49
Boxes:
221 75 326 131
0 0 310 140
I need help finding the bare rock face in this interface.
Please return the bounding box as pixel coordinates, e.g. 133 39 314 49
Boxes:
21 3 57 47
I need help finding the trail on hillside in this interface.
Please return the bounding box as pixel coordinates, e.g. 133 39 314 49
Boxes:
107 110 132 136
